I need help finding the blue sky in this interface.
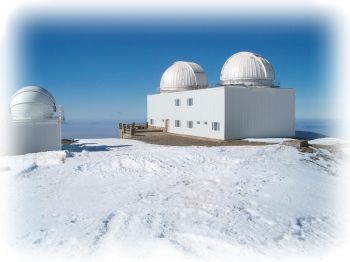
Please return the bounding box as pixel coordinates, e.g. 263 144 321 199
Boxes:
15 15 333 121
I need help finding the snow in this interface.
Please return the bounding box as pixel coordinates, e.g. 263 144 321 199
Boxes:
243 138 295 143
0 138 347 261
309 137 348 146
244 137 349 146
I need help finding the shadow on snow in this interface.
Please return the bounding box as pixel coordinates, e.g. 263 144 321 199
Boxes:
63 143 132 152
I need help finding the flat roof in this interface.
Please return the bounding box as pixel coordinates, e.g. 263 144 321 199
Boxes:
148 85 294 96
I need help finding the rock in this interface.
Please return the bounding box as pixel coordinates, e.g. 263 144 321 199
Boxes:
62 139 77 145
282 140 315 153
299 147 315 153
282 140 309 148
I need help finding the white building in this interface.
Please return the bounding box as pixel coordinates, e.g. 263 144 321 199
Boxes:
147 52 295 140
6 86 64 155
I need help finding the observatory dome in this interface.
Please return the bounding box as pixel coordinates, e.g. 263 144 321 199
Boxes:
10 86 57 120
220 52 275 87
160 61 208 92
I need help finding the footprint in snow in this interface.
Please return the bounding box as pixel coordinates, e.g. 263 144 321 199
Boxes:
93 212 116 245
17 163 38 177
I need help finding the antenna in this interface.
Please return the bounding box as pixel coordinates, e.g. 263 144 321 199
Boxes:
57 105 65 122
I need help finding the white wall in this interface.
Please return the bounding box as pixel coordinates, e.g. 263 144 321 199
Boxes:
224 87 295 139
6 119 61 155
147 88 225 139
147 86 295 140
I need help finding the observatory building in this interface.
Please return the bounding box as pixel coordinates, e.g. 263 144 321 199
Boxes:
7 86 64 155
147 52 295 140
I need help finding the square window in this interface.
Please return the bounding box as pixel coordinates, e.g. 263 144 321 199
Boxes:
187 98 193 106
187 121 193 128
196 121 200 124
212 122 220 131
175 120 181 127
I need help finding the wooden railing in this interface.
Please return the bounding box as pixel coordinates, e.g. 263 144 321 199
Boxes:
118 122 165 138
118 122 148 136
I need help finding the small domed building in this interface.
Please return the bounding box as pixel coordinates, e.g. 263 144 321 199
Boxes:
8 86 64 155
147 52 295 140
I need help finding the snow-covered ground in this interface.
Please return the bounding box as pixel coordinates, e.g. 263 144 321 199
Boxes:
0 138 348 261
243 138 295 143
309 137 348 146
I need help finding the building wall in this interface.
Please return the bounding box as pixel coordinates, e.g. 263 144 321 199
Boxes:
147 86 295 140
7 119 61 155
224 87 295 139
147 88 225 139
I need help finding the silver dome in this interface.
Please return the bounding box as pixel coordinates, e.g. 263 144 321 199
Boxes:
160 61 208 93
220 52 275 87
10 86 57 120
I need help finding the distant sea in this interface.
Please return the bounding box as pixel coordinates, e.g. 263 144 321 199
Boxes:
62 119 145 139
61 119 345 140
295 119 345 139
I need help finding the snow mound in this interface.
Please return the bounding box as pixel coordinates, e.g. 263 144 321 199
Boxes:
243 138 295 143
0 138 345 261
308 137 348 146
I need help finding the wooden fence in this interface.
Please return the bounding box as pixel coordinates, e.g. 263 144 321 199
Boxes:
118 122 165 138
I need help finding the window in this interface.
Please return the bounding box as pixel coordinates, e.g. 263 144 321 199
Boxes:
187 98 193 106
175 99 180 106
150 119 154 125
204 121 208 125
187 121 193 128
175 120 181 127
196 121 200 124
212 122 220 131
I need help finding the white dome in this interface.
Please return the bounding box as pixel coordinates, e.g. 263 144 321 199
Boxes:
10 86 57 120
160 61 208 92
220 52 275 87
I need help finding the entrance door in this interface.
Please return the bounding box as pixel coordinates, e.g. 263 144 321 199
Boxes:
164 119 169 133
